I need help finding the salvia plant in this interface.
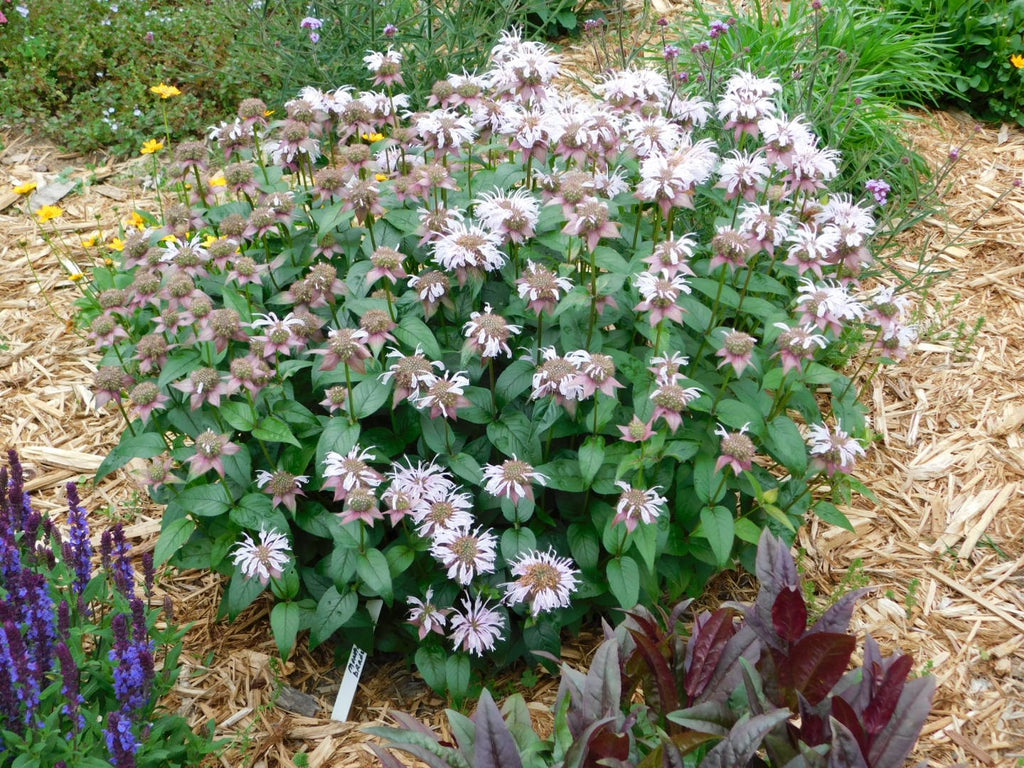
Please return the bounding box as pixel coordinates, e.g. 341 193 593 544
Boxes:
0 450 219 767
73 27 919 696
369 529 936 768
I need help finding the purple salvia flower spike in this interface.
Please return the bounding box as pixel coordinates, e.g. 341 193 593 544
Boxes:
66 481 93 595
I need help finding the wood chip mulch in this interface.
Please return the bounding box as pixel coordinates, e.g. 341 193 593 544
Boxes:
2 96 1023 768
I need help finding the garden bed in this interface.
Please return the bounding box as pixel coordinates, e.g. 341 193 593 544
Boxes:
2 33 1024 768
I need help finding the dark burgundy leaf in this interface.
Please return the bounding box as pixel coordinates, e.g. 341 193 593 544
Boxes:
375 742 459 768
556 663 587 738
629 629 680 716
562 715 620 768
471 689 524 768
798 691 830 747
582 638 623 722
863 653 913 736
867 676 936 768
685 608 737 702
668 598 695 635
698 708 792 768
389 711 441 738
367 745 408 768
831 695 869 757
667 700 735 736
772 586 808 644
828 717 870 768
586 721 631 767
625 607 664 640
695 624 762 705
659 735 686 768
789 632 857 706
809 588 872 636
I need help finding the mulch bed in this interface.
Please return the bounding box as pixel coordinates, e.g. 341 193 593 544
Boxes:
2 44 1023 768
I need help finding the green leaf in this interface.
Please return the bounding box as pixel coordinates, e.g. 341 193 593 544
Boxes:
734 517 763 544
169 485 232 518
593 245 630 273
715 399 766 434
220 400 258 431
357 548 393 603
156 350 201 388
578 435 605 487
700 506 734 567
224 571 266 619
487 411 541 464
415 646 447 693
252 415 301 447
567 522 601 572
607 555 640 608
316 419 361 468
501 527 537 563
270 601 302 659
351 377 391 419
394 315 443 359
495 359 535 404
446 654 472 702
230 493 289 534
447 452 484 486
765 415 808 475
95 432 168 483
693 452 719 504
310 587 357 649
536 459 585 492
812 500 855 532
631 518 659 573
154 516 195 566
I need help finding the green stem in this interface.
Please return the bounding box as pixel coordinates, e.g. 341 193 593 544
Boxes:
344 363 356 425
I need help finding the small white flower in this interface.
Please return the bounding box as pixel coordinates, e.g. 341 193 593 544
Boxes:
231 527 291 585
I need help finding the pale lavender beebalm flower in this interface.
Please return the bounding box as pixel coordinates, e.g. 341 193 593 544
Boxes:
231 527 291 585
481 456 547 504
255 469 309 512
715 423 757 475
806 422 866 476
429 526 498 585
503 548 579 615
613 481 667 532
449 594 505 657
406 588 449 640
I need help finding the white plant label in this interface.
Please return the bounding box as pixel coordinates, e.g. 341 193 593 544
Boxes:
331 599 383 722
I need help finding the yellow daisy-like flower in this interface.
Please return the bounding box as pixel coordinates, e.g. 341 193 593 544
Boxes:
150 82 182 99
140 138 164 155
362 132 385 143
35 205 64 224
13 181 37 195
209 175 227 187
375 173 389 182
128 211 147 229
81 232 100 248
1011 53 1024 69
108 237 125 251
69 273 85 282
202 234 221 247
160 233 179 244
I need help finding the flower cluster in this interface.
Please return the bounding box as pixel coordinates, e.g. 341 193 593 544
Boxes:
78 28 911 693
0 451 212 767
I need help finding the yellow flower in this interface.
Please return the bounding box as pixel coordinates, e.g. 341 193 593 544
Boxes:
375 173 389 182
362 132 385 143
69 273 85 282
12 181 37 195
203 234 220 247
81 232 100 248
160 234 179 244
140 138 164 155
209 175 227 187
129 211 146 229
35 205 64 224
1012 54 1024 69
150 82 182 99
264 109 276 117
104 258 114 267
108 237 125 252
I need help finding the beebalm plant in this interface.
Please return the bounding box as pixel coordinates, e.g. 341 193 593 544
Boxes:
0 450 219 768
370 530 936 768
77 29 918 696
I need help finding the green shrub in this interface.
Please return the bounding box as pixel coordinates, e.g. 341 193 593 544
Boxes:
670 0 958 197
64 25 925 698
889 0 1024 125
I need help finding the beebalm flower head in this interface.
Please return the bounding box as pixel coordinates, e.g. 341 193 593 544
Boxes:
380 345 445 406
340 486 384 526
407 588 449 640
807 422 866 477
231 527 291 585
566 349 623 398
651 379 702 432
430 525 498 585
613 482 667 532
715 423 757 475
633 269 691 326
463 303 522 360
618 415 656 443
322 445 383 502
772 322 828 374
516 260 573 316
412 368 471 421
255 469 309 512
503 548 579 615
716 328 758 376
481 456 547 503
531 347 585 414
186 430 241 477
449 593 505 657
